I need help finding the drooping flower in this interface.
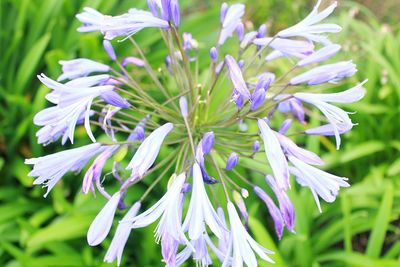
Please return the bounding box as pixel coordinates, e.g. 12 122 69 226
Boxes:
76 7 109 32
225 55 251 99
58 58 110 81
254 186 285 238
87 192 122 246
289 156 349 212
82 145 120 194
182 163 224 240
265 175 295 232
126 123 173 180
25 143 106 197
257 119 290 189
226 202 275 265
290 61 357 85
129 173 193 250
294 80 367 148
297 44 341 67
218 3 245 45
254 37 314 60
277 0 341 45
35 74 124 143
104 201 141 266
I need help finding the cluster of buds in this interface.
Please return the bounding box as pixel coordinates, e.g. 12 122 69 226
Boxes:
25 0 366 266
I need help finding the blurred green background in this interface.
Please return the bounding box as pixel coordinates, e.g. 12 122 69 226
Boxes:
0 0 400 266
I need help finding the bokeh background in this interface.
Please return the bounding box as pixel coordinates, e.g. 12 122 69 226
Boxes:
1 0 400 266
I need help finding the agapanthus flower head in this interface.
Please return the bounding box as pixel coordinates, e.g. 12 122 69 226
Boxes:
26 1 366 265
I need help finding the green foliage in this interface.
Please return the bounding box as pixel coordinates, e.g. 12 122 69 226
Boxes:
0 0 399 266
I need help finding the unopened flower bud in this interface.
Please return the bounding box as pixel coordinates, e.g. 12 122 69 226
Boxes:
202 132 215 155
103 40 116 61
226 152 239 171
210 47 218 63
179 96 188 117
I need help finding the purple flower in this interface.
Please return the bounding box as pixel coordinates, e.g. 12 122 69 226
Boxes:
220 3 228 23
290 61 357 85
103 40 117 61
276 96 305 123
76 7 109 32
240 31 258 50
170 0 180 27
127 123 174 180
277 0 341 45
201 132 215 155
257 119 290 189
182 163 224 240
279 119 293 134
25 143 105 197
252 140 260 153
256 72 275 91
100 9 170 40
218 3 245 45
236 22 245 41
87 192 122 246
130 173 194 250
122 57 145 67
82 145 120 194
179 96 188 117
297 44 341 67
265 175 295 232
275 131 324 165
225 153 239 171
254 38 314 61
250 88 266 111
225 55 251 99
209 47 218 63
257 24 267 38
294 80 367 148
289 156 349 212
254 186 285 239
58 58 110 81
104 201 141 265
35 74 119 143
226 202 274 265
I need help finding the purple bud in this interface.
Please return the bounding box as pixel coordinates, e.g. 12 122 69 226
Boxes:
279 119 293 134
200 164 219 184
226 152 239 171
179 96 188 117
250 88 265 111
103 40 116 61
215 61 224 74
170 0 180 27
202 132 215 155
257 24 267 38
101 91 131 108
297 44 341 67
165 55 173 74
253 186 284 239
232 90 245 110
161 0 171 21
122 57 145 68
210 47 218 63
238 60 245 69
253 140 260 153
220 2 228 23
236 22 245 41
147 0 159 16
256 72 275 91
87 192 121 246
181 182 192 193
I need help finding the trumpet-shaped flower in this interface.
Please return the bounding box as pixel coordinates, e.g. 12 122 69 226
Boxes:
226 55 251 99
130 173 193 250
219 3 245 45
297 44 341 67
226 202 275 265
257 119 290 189
290 61 357 85
87 192 122 246
182 163 224 240
25 143 105 197
289 156 349 212
104 202 141 266
126 123 173 180
254 38 314 60
294 80 367 148
58 58 110 81
278 0 341 45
